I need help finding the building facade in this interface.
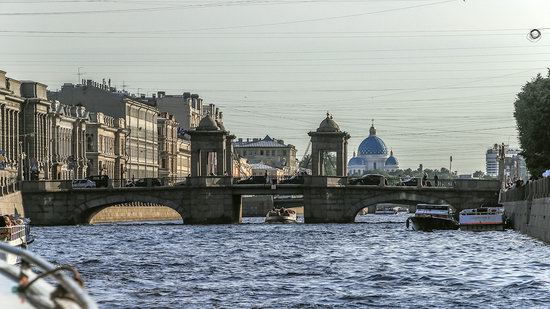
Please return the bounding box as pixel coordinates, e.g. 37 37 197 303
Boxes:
0 70 23 178
485 144 528 180
85 112 128 181
48 80 159 179
48 101 88 180
155 92 223 130
157 112 179 181
347 123 399 175
233 135 297 175
176 137 191 179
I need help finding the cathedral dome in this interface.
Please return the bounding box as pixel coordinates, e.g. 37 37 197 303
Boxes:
348 156 367 166
385 150 398 166
358 125 387 155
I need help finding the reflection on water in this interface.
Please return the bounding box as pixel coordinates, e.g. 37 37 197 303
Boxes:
32 214 550 308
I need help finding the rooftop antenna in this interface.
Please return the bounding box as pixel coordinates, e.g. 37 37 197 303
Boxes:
77 67 85 84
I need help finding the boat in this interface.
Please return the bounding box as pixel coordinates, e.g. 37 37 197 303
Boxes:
1 215 34 265
374 205 397 215
265 207 297 223
0 242 97 309
406 204 459 231
459 207 505 231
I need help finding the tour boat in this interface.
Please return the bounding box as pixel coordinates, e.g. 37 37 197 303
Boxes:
459 207 505 231
265 208 297 223
406 204 459 231
1 216 34 265
0 242 97 309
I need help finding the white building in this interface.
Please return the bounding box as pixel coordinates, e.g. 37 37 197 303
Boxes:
485 144 528 180
347 123 399 175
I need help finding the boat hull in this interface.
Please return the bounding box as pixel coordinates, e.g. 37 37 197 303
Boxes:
409 216 459 231
265 215 297 223
459 209 505 231
460 223 504 231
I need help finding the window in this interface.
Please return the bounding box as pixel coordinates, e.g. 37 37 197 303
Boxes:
260 150 264 156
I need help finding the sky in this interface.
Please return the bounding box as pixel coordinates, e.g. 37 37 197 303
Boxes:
1 0 549 174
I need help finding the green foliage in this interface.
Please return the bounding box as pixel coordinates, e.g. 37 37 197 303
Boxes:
472 170 485 178
514 71 550 176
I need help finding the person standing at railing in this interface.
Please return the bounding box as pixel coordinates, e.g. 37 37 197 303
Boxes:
434 174 439 187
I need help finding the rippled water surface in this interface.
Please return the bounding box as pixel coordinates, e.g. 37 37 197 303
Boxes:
32 215 550 308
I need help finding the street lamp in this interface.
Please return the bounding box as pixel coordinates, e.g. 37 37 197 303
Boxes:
18 141 25 181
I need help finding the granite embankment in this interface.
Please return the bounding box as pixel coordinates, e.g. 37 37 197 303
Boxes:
0 191 24 216
501 177 550 243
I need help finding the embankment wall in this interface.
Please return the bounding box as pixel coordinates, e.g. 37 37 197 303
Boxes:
501 177 550 243
0 191 24 216
503 197 550 243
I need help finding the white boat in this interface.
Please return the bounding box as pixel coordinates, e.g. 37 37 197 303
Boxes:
0 242 97 309
459 207 505 231
406 204 459 231
1 216 33 265
265 208 297 223
375 209 397 215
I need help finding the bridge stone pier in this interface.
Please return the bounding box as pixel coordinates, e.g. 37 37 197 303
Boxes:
18 114 500 225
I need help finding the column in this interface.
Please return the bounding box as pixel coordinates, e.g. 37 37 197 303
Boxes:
0 106 4 157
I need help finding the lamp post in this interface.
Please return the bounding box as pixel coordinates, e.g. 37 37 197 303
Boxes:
449 155 453 178
18 141 24 181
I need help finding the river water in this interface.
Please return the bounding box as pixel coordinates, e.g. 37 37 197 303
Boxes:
32 215 550 308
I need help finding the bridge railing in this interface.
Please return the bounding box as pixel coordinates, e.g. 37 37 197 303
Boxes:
501 177 550 202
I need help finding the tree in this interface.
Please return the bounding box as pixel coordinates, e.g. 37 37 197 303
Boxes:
472 170 485 178
514 71 550 176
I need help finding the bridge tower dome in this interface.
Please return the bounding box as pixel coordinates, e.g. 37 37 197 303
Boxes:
308 113 351 176
189 115 235 177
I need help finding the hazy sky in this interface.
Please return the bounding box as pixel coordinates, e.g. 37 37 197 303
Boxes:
2 0 549 173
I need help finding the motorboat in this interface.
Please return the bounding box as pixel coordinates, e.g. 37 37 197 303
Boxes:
1 215 34 265
406 204 459 231
0 242 97 309
265 208 297 223
459 207 505 231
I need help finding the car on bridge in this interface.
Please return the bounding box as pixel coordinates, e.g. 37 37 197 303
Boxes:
349 174 387 186
280 175 304 184
401 178 418 186
234 176 267 184
72 179 96 189
86 175 109 188
125 178 162 187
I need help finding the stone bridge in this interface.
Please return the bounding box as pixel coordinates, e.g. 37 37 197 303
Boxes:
20 114 500 225
20 177 499 225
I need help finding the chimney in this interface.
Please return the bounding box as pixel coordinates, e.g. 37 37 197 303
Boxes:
183 92 191 99
191 93 199 99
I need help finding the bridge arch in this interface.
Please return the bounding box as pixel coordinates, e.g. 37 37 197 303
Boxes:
349 191 453 218
72 193 187 224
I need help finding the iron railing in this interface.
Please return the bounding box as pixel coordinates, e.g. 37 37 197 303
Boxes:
501 177 550 202
0 224 25 241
